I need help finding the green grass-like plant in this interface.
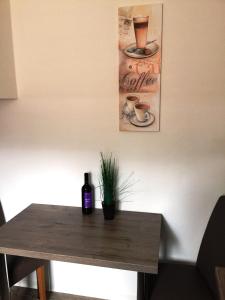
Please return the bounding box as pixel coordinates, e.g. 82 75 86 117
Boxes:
99 152 118 206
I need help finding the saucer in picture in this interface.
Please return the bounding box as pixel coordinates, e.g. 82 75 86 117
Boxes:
129 112 155 127
124 41 159 59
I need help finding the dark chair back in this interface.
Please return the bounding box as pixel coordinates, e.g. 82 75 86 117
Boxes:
197 195 225 297
0 202 10 300
0 202 6 226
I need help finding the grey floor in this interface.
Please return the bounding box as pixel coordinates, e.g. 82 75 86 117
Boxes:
11 287 105 300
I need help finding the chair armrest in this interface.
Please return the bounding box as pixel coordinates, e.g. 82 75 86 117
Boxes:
215 266 225 300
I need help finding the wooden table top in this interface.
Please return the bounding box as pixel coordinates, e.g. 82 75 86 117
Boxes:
0 204 162 274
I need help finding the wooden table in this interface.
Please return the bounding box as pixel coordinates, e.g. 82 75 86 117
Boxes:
0 204 162 300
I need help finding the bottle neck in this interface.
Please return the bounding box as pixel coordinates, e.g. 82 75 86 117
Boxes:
84 173 89 184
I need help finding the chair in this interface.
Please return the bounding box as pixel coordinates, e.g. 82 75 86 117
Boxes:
0 202 47 300
149 195 225 300
216 267 225 300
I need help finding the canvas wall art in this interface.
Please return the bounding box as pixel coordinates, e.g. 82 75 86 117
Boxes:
119 4 163 132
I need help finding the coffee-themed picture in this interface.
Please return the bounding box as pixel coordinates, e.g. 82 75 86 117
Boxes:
119 4 162 132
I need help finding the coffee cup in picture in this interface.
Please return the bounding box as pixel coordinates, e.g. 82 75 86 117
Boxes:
134 103 150 122
133 16 149 49
126 95 140 113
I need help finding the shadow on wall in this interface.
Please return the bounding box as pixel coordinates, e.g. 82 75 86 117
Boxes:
160 217 180 260
23 262 52 295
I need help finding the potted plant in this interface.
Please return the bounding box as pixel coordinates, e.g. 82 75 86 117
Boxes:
99 152 118 220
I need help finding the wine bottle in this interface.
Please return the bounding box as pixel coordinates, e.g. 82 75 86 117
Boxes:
82 173 93 214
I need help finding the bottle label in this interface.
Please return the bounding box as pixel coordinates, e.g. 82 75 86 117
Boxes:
84 192 92 208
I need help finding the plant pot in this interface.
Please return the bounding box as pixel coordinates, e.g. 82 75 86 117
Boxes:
102 202 115 220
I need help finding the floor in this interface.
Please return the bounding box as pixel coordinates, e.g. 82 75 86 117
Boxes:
11 287 105 300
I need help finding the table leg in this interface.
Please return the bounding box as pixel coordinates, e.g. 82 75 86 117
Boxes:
137 272 151 300
36 266 47 300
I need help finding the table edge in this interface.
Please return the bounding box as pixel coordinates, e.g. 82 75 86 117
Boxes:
0 247 158 274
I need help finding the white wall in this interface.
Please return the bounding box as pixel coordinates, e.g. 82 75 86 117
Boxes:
0 0 225 299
